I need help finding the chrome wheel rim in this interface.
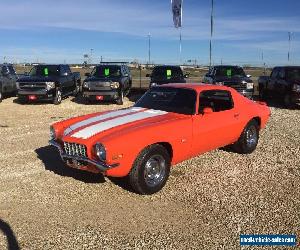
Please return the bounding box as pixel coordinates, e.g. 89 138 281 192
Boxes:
144 155 166 187
246 126 257 147
57 90 62 102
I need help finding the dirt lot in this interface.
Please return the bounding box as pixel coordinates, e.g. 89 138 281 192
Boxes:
0 95 299 249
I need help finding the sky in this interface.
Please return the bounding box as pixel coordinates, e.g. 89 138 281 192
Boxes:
0 0 299 66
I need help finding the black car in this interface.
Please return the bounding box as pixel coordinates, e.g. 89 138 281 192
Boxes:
0 64 18 102
203 65 254 99
16 64 81 105
82 64 132 105
258 66 300 107
147 65 188 88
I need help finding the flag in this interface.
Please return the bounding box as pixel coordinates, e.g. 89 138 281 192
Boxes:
171 0 182 28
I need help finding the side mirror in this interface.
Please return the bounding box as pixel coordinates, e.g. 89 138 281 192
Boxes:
85 73 91 77
203 107 213 114
146 74 150 77
246 74 252 78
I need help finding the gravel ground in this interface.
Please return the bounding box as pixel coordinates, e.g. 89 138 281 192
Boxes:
0 95 299 250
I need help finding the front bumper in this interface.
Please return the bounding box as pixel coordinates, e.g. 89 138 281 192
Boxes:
238 89 254 99
18 89 54 101
83 90 119 100
49 140 119 172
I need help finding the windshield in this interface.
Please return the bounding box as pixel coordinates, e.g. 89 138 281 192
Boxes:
151 67 183 80
287 68 300 81
92 66 121 78
134 87 196 115
30 65 60 77
215 66 246 77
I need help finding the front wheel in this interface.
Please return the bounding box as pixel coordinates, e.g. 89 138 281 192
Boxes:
0 87 3 103
116 90 124 105
53 88 62 105
129 144 171 195
233 120 259 154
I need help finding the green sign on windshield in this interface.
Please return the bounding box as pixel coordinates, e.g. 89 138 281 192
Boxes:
104 68 110 76
44 68 49 76
226 69 232 77
167 69 172 79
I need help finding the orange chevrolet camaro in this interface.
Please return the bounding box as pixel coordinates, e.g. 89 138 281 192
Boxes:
49 84 271 194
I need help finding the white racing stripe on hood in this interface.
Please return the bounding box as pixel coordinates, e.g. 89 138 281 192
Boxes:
71 109 168 139
64 107 144 136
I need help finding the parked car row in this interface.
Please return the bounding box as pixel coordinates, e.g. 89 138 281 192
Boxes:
1 63 299 107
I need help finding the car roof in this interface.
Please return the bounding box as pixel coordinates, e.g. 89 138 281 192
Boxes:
157 83 236 92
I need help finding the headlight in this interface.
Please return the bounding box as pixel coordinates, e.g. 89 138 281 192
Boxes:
50 126 56 140
94 143 106 161
244 81 254 89
45 82 55 90
110 82 120 89
292 84 300 92
150 82 157 87
83 81 90 88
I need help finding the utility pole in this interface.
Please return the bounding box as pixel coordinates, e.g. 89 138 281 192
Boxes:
90 48 94 65
288 32 293 62
209 0 214 67
148 33 151 65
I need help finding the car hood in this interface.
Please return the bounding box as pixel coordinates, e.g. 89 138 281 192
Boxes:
17 76 59 82
150 77 186 85
61 107 182 143
215 76 252 83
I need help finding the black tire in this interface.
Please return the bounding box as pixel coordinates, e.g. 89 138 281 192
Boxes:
0 86 2 103
73 81 81 97
53 87 62 105
116 90 124 105
129 144 171 195
233 120 259 154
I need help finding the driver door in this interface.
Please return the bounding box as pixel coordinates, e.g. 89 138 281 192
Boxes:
191 90 242 156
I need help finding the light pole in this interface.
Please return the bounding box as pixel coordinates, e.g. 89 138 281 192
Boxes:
148 33 151 65
209 0 214 67
288 32 293 62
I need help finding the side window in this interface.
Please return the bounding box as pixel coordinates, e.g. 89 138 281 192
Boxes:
199 90 234 113
278 68 285 79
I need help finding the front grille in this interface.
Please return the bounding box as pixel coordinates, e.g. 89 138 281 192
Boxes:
90 82 111 91
63 142 87 157
19 82 46 91
223 82 247 92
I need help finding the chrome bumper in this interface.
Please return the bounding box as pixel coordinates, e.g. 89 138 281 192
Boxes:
49 140 119 172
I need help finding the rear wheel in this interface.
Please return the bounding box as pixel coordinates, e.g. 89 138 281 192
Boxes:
129 144 171 195
53 88 62 105
233 120 259 154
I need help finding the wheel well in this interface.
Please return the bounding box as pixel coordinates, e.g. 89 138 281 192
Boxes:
157 142 173 160
252 117 261 129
